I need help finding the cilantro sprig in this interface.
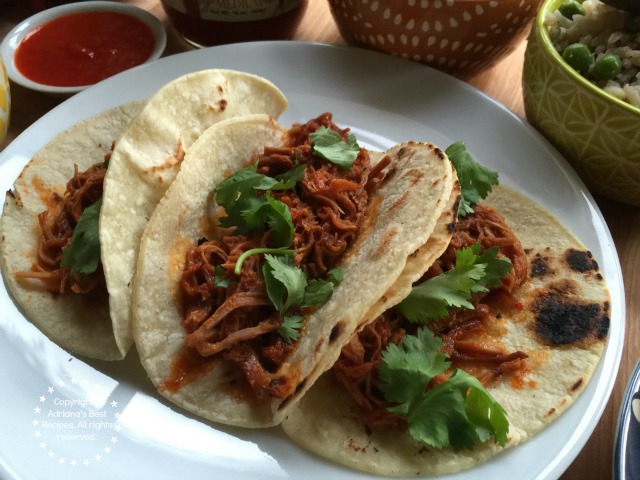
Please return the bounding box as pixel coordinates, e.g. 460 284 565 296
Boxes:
309 126 360 170
261 253 343 343
379 328 509 450
214 162 298 246
60 198 102 275
396 244 512 323
445 141 499 218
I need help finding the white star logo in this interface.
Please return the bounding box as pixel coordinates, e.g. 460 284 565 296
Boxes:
71 377 78 385
39 396 46 403
104 447 111 454
114 412 121 419
58 380 66 387
39 442 46 449
47 387 54 394
48 451 55 459
32 419 39 426
94 454 102 462
34 431 41 438
83 459 90 466
58 457 65 465
110 400 118 408
34 407 41 414
111 436 118 444
114 425 121 432
70 460 77 467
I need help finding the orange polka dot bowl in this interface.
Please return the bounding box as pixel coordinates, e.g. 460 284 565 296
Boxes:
328 0 543 78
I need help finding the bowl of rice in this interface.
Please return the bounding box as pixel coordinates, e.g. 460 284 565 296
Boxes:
523 0 640 205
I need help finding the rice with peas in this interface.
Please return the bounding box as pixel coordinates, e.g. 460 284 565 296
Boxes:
545 0 640 107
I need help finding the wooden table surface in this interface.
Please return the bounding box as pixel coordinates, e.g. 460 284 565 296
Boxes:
1 1 638 479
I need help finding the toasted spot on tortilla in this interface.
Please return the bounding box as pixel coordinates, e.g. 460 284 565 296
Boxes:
565 249 598 272
371 227 397 261
278 383 303 411
570 378 584 392
531 253 552 278
596 315 610 340
145 138 185 177
388 169 425 214
532 295 607 346
329 321 345 343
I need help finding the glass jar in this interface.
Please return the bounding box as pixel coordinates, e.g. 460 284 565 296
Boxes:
160 0 308 48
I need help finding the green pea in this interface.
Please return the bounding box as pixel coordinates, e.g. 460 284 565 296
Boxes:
592 53 622 81
558 0 585 19
562 43 593 73
624 14 640 33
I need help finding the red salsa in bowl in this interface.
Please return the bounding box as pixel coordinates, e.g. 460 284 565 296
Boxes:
15 11 156 87
0 2 166 94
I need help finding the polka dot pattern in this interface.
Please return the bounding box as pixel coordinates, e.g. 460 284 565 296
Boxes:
329 0 542 77
0 54 9 144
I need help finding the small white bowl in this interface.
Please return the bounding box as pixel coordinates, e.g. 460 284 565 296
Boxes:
0 1 166 95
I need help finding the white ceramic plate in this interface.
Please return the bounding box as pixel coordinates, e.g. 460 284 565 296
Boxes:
0 42 624 480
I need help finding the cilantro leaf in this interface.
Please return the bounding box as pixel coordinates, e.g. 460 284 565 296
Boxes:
404 371 480 450
475 247 513 291
262 253 307 315
269 164 307 190
214 265 230 288
379 328 450 415
327 267 344 284
214 162 265 207
465 379 509 446
445 141 499 218
301 267 343 307
278 314 304 343
238 193 294 246
215 163 295 246
396 244 512 323
309 126 360 170
379 328 510 451
60 197 102 275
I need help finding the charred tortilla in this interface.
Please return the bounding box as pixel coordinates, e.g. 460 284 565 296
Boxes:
0 102 145 360
281 184 610 476
131 113 460 427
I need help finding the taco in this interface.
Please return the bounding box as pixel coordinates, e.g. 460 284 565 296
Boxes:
0 70 287 362
281 178 611 475
131 112 461 427
0 102 145 360
100 69 288 358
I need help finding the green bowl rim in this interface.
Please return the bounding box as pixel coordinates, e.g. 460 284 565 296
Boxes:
536 0 640 117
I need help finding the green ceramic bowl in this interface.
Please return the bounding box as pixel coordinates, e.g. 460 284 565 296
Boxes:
523 0 640 206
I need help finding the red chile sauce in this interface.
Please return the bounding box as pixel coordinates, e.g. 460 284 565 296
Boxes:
15 11 156 87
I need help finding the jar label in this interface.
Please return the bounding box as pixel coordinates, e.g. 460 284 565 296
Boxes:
163 0 302 22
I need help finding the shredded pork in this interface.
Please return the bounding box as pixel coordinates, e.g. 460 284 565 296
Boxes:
333 204 530 426
16 161 107 294
177 113 388 402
